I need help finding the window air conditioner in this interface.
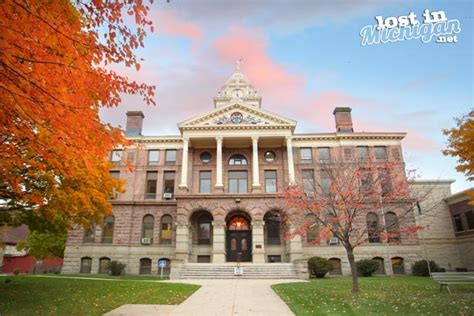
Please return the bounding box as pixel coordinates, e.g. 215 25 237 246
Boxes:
163 192 173 199
329 238 339 245
141 238 151 245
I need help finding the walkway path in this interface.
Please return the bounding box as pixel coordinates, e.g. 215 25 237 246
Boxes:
105 279 304 316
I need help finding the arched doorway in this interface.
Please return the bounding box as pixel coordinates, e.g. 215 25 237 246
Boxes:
226 213 252 262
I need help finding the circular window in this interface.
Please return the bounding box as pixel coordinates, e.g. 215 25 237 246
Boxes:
200 152 212 164
264 151 276 162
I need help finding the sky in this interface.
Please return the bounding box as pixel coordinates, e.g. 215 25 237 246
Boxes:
100 0 473 194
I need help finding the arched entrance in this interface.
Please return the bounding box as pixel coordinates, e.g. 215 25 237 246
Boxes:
226 213 252 262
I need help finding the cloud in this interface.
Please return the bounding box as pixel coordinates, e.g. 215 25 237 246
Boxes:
150 10 203 41
401 75 450 90
213 27 304 104
158 0 394 33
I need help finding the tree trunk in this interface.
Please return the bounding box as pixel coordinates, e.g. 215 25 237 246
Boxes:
344 245 360 293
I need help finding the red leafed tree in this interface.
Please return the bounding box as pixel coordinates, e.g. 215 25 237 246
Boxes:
0 1 155 229
281 159 422 293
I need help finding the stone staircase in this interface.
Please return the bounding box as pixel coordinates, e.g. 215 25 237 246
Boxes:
177 263 299 279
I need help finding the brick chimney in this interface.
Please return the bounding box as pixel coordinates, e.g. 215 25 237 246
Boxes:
126 111 144 136
333 107 354 132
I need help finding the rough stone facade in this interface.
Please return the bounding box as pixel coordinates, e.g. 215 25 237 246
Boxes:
63 68 471 277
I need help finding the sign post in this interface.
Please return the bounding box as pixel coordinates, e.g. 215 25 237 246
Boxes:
158 259 167 279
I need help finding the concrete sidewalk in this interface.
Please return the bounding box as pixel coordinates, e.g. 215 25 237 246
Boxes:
105 279 304 316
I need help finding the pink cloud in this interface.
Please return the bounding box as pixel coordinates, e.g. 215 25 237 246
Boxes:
151 10 203 41
213 27 303 103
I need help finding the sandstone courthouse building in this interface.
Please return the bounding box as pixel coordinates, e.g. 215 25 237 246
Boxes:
63 68 474 278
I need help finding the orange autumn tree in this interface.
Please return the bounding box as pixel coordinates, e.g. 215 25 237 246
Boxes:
444 110 474 203
281 159 423 293
0 1 155 228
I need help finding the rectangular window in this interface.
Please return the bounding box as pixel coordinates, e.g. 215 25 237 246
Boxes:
110 171 120 199
360 168 373 191
320 170 331 196
198 222 211 244
145 171 157 199
318 147 330 163
199 171 212 193
300 148 312 163
302 169 315 195
375 146 387 160
111 150 123 163
358 146 369 161
465 211 474 230
379 168 392 195
148 150 160 165
228 171 248 193
163 171 175 197
126 151 135 163
453 214 464 232
264 170 277 193
165 149 176 165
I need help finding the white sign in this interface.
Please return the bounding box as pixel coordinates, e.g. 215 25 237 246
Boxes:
234 267 244 275
159 260 167 268
360 9 461 45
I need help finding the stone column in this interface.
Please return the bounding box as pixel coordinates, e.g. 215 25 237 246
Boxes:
175 222 190 262
286 136 296 184
179 137 189 189
251 136 261 189
215 137 224 189
212 221 226 263
252 220 265 263
287 224 303 262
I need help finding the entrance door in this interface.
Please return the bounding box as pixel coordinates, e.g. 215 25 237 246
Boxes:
226 231 252 262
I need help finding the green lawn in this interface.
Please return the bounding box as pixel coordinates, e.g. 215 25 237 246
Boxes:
0 275 199 315
273 276 474 316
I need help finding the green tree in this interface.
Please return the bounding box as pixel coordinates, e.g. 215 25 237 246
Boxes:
17 230 67 259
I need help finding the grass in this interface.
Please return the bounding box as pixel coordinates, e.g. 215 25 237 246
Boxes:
0 275 199 315
53 273 170 281
272 276 474 316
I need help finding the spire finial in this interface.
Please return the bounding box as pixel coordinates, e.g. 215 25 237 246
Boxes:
235 57 243 71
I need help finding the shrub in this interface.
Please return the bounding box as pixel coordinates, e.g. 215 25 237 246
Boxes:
308 257 332 278
13 269 20 275
109 260 126 276
356 259 379 277
412 260 441 276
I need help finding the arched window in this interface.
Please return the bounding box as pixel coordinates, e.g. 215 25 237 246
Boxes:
102 215 114 244
372 257 385 275
83 223 95 243
228 216 250 231
98 257 110 274
198 213 213 245
264 211 281 245
229 154 247 165
80 257 92 273
160 215 172 244
391 256 405 275
385 212 401 243
306 214 318 244
139 258 152 275
142 215 154 243
366 212 380 243
329 258 342 275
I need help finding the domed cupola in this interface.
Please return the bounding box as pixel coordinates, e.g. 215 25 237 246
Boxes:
213 59 262 108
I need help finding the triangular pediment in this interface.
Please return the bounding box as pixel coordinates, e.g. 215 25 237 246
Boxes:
178 102 296 131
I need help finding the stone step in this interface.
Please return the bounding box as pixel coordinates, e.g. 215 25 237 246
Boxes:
177 263 299 279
